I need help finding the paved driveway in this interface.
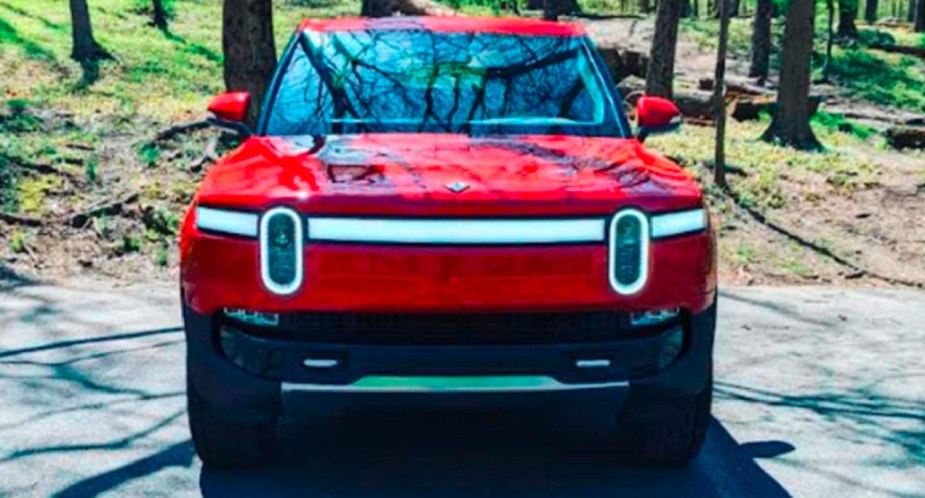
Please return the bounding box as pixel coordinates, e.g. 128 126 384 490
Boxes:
0 274 922 497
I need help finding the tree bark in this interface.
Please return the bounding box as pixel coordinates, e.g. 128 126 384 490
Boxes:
909 0 916 22
915 0 925 31
528 0 544 9
362 0 394 16
714 0 732 188
749 0 773 84
222 0 276 127
823 0 835 80
761 0 821 150
640 0 651 14
543 0 581 19
646 0 683 98
837 0 860 37
69 0 105 62
152 0 169 30
864 0 878 22
681 0 693 17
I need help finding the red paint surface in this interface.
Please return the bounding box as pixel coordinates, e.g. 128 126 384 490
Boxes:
182 225 715 315
194 134 703 216
298 17 586 37
181 133 716 315
207 92 251 123
636 96 682 130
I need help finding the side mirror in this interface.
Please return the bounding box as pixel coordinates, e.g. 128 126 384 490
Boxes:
636 96 681 142
207 91 253 137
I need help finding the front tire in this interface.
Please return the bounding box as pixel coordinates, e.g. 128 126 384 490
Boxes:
618 372 712 465
187 374 277 468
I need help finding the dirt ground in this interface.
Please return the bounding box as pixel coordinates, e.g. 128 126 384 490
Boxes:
1 16 923 290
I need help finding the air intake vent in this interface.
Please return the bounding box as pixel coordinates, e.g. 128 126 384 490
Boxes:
608 209 649 295
260 207 304 295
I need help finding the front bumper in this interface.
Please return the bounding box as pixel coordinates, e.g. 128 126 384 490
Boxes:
184 302 716 422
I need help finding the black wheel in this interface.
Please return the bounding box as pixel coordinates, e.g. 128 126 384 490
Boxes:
619 372 712 466
187 374 277 468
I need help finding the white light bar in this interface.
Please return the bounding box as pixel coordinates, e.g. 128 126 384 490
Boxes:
651 208 707 239
195 207 258 237
306 218 605 245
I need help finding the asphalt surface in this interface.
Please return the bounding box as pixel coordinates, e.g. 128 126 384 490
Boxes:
0 274 922 498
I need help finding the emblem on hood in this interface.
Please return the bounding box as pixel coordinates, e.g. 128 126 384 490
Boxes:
445 181 470 194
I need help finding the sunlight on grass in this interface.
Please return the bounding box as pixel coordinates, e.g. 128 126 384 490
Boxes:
0 0 360 122
647 118 881 211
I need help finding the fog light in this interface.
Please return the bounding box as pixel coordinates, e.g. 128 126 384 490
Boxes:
656 328 684 369
224 308 279 327
630 308 679 327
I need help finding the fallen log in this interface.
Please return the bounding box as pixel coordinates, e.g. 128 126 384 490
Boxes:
697 77 775 97
0 212 43 226
617 76 719 122
869 43 925 60
732 95 823 121
620 50 649 79
150 119 209 144
884 126 925 150
596 46 625 84
829 108 925 126
673 90 717 123
10 159 78 180
67 192 140 227
393 0 458 15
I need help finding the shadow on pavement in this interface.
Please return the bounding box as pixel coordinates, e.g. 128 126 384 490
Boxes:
200 415 794 498
0 264 34 292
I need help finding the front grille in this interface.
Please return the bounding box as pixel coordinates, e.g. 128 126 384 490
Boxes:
225 311 656 346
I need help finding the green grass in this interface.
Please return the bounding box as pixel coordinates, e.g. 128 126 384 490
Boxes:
0 0 360 122
647 118 881 211
812 111 877 140
823 48 925 113
681 14 925 113
681 17 757 61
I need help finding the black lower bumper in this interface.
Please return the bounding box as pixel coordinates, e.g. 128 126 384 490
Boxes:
184 302 716 422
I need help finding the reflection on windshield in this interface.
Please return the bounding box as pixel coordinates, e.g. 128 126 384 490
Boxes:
263 30 622 137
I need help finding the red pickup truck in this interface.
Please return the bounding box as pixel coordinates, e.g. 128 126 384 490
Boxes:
181 16 717 467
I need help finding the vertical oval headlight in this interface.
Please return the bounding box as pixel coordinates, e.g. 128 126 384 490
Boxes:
260 207 304 295
608 209 649 295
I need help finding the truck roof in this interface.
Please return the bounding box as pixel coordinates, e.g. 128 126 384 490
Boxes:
298 16 587 37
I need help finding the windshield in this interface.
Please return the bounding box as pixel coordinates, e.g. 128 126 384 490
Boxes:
261 30 625 137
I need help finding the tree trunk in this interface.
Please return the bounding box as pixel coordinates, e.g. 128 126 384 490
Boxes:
222 0 276 127
362 0 394 16
528 0 544 9
909 0 916 22
864 0 878 22
915 0 925 31
761 0 821 149
823 0 835 80
731 0 740 16
646 0 683 98
837 0 860 37
714 0 732 188
543 0 581 19
641 0 651 14
681 0 693 17
152 0 168 31
69 0 105 62
749 0 773 84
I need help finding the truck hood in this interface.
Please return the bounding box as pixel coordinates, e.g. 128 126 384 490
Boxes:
197 133 702 216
